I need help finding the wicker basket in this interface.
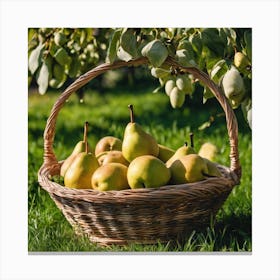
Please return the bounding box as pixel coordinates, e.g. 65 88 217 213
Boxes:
38 56 241 246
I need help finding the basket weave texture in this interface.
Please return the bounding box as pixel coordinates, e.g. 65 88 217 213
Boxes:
38 56 241 246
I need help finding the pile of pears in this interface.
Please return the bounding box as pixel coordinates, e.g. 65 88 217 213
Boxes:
61 105 222 191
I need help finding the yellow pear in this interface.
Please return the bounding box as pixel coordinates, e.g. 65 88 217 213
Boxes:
122 105 159 162
64 134 99 189
98 150 129 167
203 158 222 177
166 142 195 168
91 163 130 191
157 144 175 163
60 122 91 177
234 52 251 71
127 155 171 189
169 154 208 184
198 142 218 161
95 136 122 157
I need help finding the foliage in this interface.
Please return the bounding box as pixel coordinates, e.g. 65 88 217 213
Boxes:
28 28 252 128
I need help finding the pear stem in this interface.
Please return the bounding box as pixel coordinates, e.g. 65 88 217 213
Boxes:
84 121 89 154
128 104 135 123
184 142 188 147
189 132 194 148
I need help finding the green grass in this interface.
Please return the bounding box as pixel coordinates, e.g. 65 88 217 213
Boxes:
28 85 252 252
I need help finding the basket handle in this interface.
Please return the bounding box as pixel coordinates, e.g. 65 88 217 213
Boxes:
41 56 241 181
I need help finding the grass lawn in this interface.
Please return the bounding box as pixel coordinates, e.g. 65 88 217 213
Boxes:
28 84 252 252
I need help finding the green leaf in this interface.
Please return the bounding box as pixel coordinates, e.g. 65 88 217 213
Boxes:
244 30 252 61
210 59 228 83
37 63 49 94
176 49 197 67
54 48 72 66
201 28 225 57
66 56 81 78
203 87 214 103
120 28 138 58
198 120 212 130
141 39 168 67
106 29 122 63
117 46 133 62
189 32 202 53
53 63 65 80
28 43 44 74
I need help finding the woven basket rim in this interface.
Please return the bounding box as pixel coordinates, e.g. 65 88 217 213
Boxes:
38 161 238 202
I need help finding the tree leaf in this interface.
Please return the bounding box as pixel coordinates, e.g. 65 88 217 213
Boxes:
210 59 228 83
198 120 211 130
117 46 133 62
54 48 72 66
28 43 44 74
141 39 168 67
106 29 122 63
37 62 49 94
120 28 138 58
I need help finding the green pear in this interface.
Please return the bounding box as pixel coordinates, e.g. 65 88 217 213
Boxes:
127 155 171 189
165 78 176 96
158 144 175 163
166 142 196 168
91 163 130 191
198 142 218 161
60 122 91 177
234 52 251 71
98 150 129 167
222 66 245 106
122 105 159 162
64 133 99 189
95 136 122 157
203 158 222 177
169 86 185 108
169 154 208 184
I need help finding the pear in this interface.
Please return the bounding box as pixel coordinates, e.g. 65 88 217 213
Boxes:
166 140 196 168
91 163 130 191
234 52 251 71
122 105 159 162
127 155 171 189
198 142 218 161
165 78 176 96
169 87 185 108
158 144 175 163
222 66 245 107
203 158 222 177
98 150 129 167
169 154 208 184
64 133 99 189
95 136 122 157
60 122 91 177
